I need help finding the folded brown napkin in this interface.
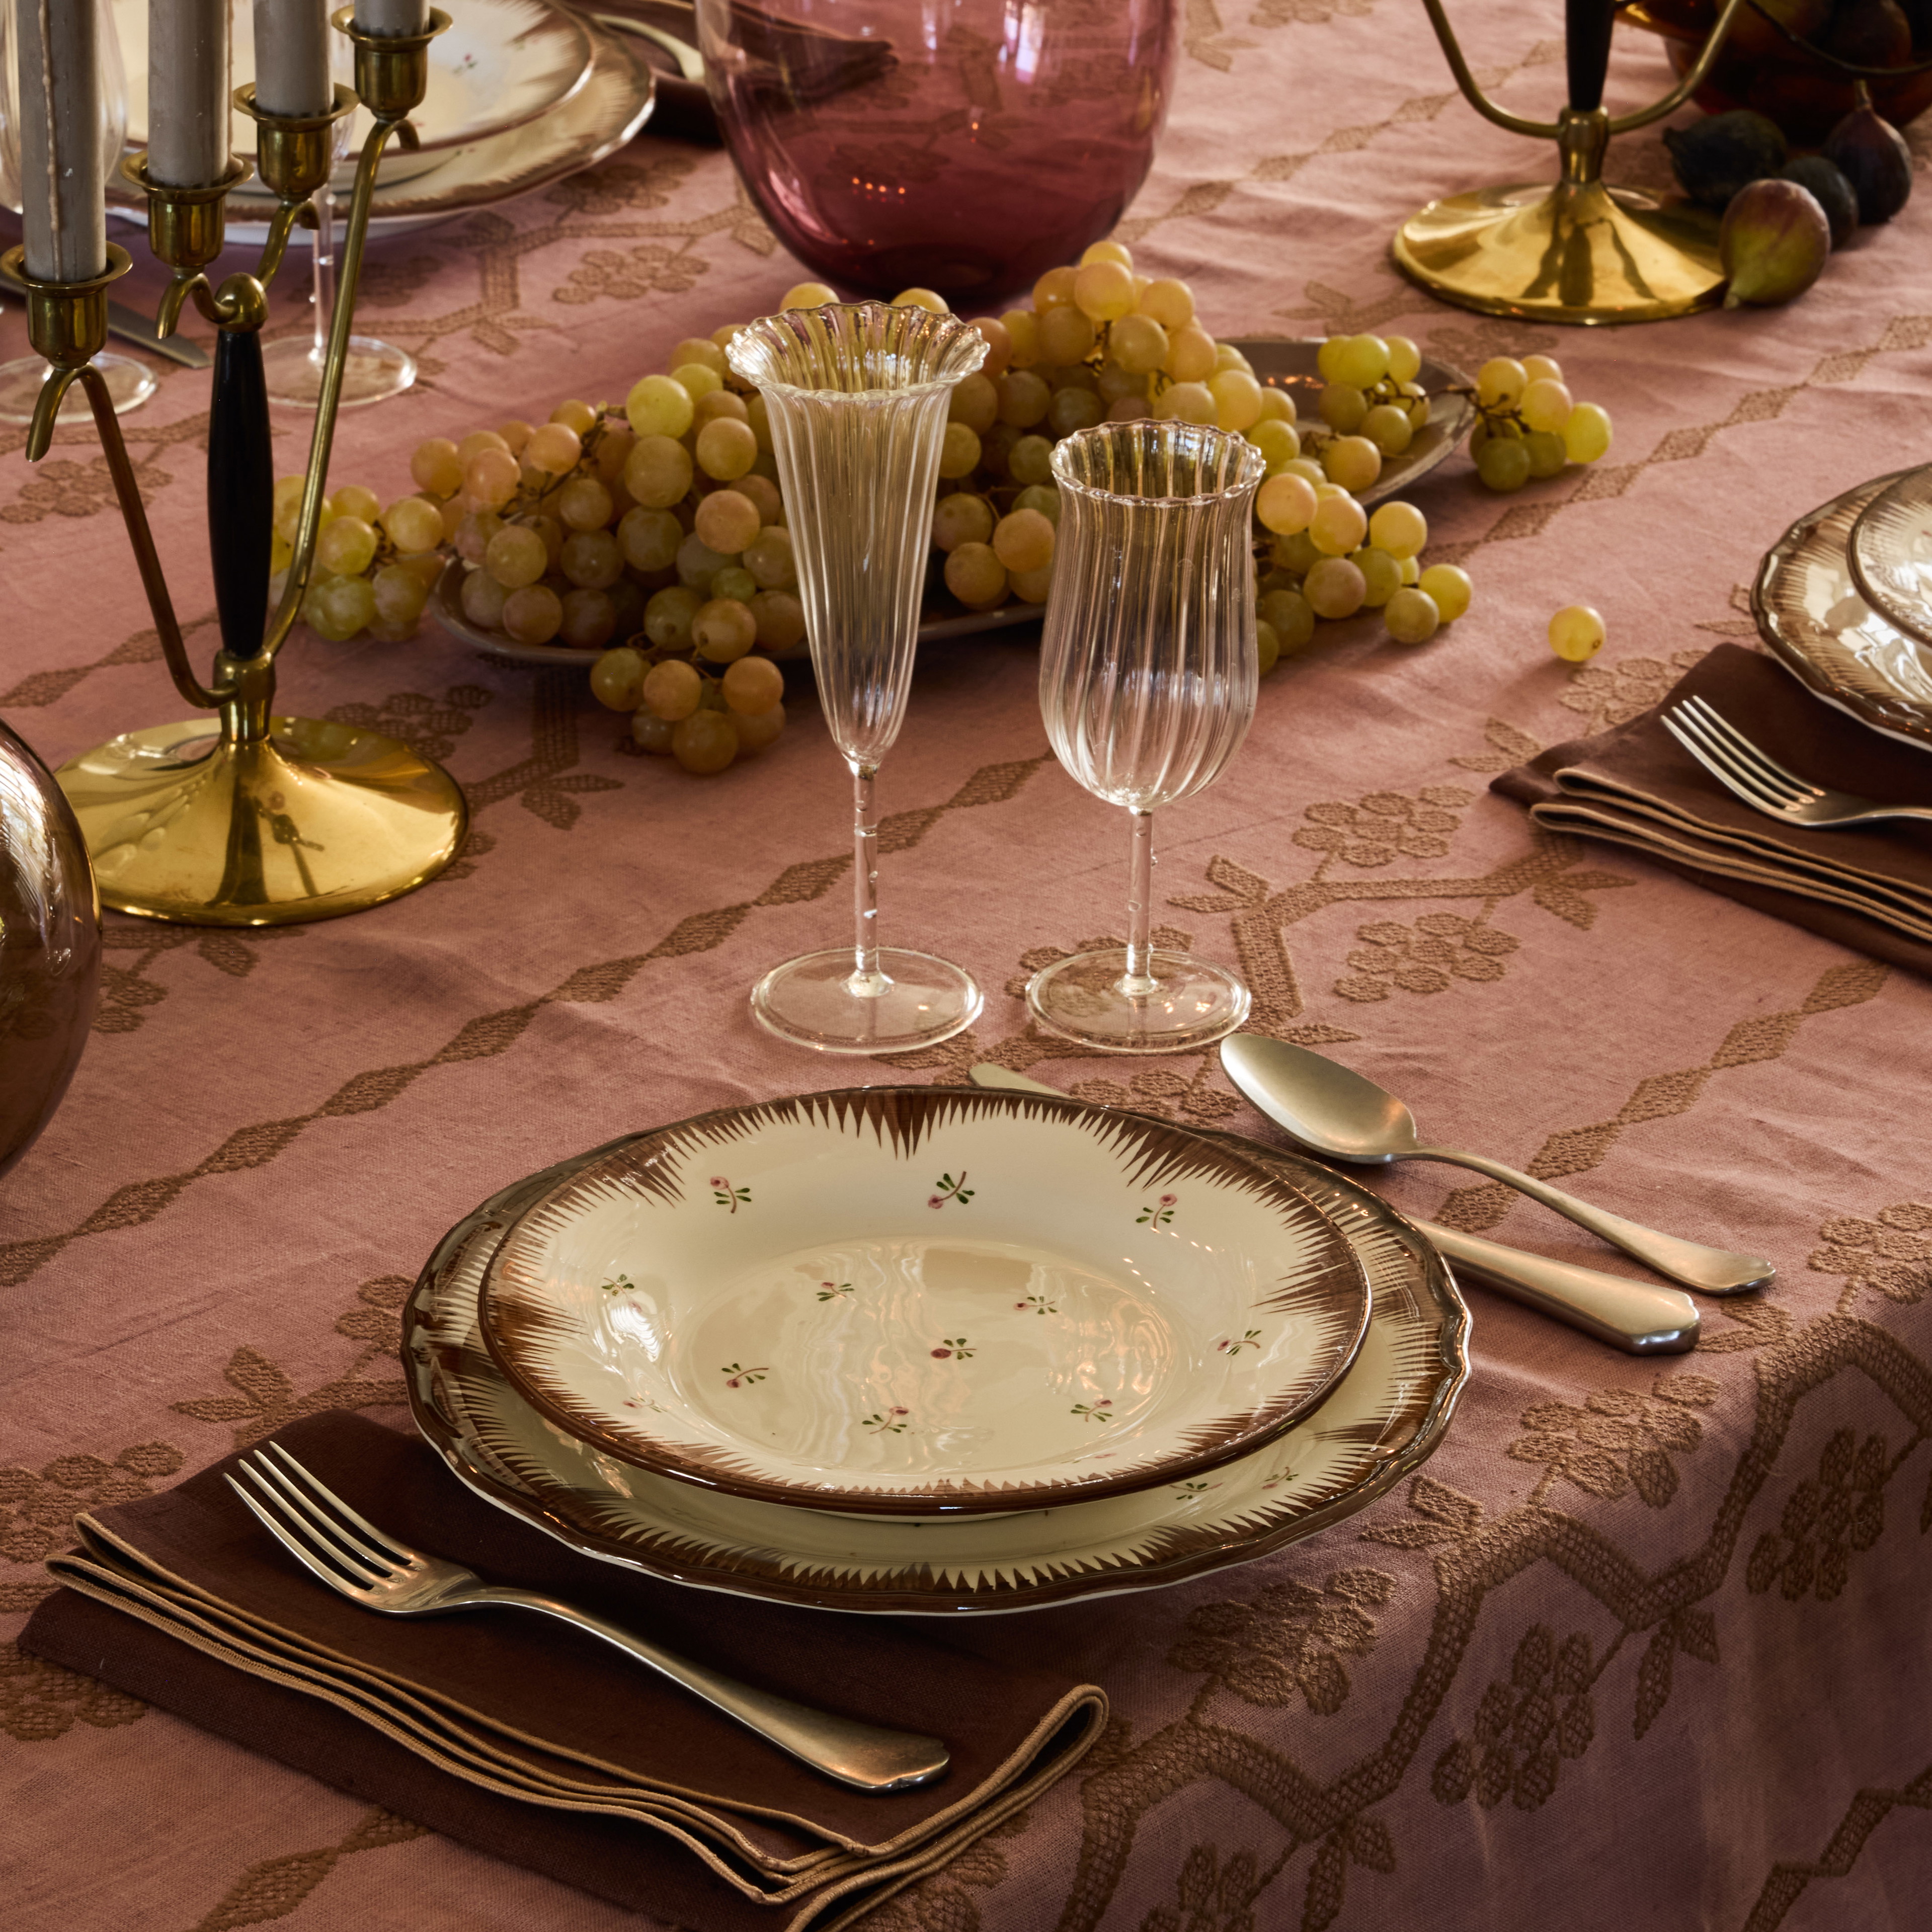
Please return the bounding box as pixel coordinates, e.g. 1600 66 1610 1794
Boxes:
1493 642 1932 976
20 1412 1105 1930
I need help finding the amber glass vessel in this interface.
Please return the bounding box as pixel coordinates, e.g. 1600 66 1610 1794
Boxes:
698 0 1179 305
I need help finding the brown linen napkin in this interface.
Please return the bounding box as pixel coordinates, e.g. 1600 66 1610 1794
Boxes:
19 1411 1106 1930
1492 642 1932 975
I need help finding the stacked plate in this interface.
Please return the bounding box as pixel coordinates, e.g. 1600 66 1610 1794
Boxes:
405 1087 1469 1615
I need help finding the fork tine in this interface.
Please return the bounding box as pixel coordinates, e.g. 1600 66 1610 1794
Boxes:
237 1454 395 1581
1661 708 1790 813
265 1440 416 1566
227 1474 379 1593
1680 696 1821 802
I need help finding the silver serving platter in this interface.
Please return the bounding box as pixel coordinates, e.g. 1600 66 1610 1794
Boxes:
1846 463 1932 651
428 337 1475 669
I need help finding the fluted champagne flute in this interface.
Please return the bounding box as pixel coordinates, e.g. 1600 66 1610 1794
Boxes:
727 302 988 1053
1029 419 1264 1054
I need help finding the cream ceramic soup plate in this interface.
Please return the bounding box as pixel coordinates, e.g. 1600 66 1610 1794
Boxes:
478 1089 1371 1516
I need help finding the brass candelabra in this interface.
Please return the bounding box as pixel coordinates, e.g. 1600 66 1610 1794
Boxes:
7 9 466 927
1393 0 1749 325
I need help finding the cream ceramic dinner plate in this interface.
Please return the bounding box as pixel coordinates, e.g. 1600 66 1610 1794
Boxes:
117 0 593 189
476 1089 1371 1515
1753 471 1932 751
405 1126 1466 1614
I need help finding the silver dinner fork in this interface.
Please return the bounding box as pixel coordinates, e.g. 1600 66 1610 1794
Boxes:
1660 695 1932 830
227 1441 948 1793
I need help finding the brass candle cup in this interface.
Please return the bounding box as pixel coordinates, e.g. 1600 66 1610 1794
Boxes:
234 83 360 286
2 242 136 460
332 7 450 129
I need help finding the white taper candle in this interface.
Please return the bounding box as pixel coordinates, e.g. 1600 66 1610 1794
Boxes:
253 0 333 117
14 0 106 280
147 0 231 188
354 0 429 33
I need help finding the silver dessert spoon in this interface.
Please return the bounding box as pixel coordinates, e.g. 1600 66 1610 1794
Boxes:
1218 1034 1773 1295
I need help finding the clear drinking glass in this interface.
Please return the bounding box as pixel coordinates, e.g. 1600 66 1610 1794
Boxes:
1030 419 1264 1055
0 0 156 426
727 301 988 1054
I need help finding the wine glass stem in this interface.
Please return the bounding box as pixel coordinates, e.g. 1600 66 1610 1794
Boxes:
848 760 888 998
311 184 336 363
1121 808 1158 998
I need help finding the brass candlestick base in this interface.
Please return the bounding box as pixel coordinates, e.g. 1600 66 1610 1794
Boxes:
16 13 464 927
1398 0 1744 325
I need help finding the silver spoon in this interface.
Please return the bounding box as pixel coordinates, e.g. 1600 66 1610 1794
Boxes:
1218 1035 1774 1296
968 1064 1699 1352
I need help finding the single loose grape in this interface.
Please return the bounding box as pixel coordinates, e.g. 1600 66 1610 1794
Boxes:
484 524 548 590
1305 557 1367 620
411 437 463 498
1354 546 1402 608
1014 484 1060 523
1158 380 1216 425
731 702 787 755
780 280 837 309
737 474 782 525
694 597 758 662
749 590 807 651
722 653 785 715
272 477 307 543
971 316 1013 377
625 435 694 510
1257 471 1318 536
1255 620 1281 677
695 417 758 482
382 495 443 554
692 488 760 556
672 709 738 774
632 710 675 755
937 421 983 478
676 530 734 590
949 373 999 435
460 567 509 629
1206 368 1264 433
370 561 428 630
1322 435 1382 493
619 506 682 573
1009 562 1054 603
595 423 636 483
1249 418 1301 472
1563 403 1613 464
1517 431 1564 479
332 483 379 523
550 398 599 435
671 361 723 403
1109 312 1168 375
316 515 377 577
1309 492 1368 557
1360 404 1414 457
1009 434 1056 486
642 657 703 721
671 338 728 378
1030 265 1076 311
1418 564 1473 622
1038 304 1098 364
1050 361 1100 395
626 373 695 440
1107 396 1151 421
1072 259 1135 323
560 588 616 650
304 573 376 642
1281 457 1326 490
1386 336 1422 384
554 475 612 533
1549 604 1605 662
1398 555 1420 586
591 646 648 710
996 370 1051 428
1045 386 1104 437
1214 342 1253 376
526 422 582 474
561 528 623 590
456 428 510 466
1137 277 1194 330
1269 532 1318 579
1521 354 1564 386
712 566 758 604
502 584 565 646
1081 238 1133 269
1000 309 1040 369
743 525 797 588
466 447 521 509
643 585 703 652
1476 438 1532 492
992 507 1055 574
1318 383 1368 433
525 513 565 567
1164 325 1218 383
1255 386 1296 427
1384 586 1441 645
945 541 1007 608
1367 500 1427 560
1332 334 1391 388
1315 337 1350 384
1520 379 1574 435
1263 588 1316 652
1477 357 1527 409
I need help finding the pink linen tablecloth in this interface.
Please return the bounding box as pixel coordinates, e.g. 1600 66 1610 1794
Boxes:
5 5 1931 1928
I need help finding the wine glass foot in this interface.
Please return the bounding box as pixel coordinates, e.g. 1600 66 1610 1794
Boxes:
751 947 983 1055
1025 948 1251 1056
262 334 416 410
0 351 156 425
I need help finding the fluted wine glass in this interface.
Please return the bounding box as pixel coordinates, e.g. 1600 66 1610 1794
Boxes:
727 302 988 1053
1030 419 1264 1054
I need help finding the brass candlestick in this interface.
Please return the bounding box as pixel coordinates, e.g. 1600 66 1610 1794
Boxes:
18 11 466 927
1393 0 1749 325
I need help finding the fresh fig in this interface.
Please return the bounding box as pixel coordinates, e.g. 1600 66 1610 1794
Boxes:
1720 178 1832 306
1664 110 1790 210
1826 0 1913 66
1824 84 1914 223
1779 155 1860 246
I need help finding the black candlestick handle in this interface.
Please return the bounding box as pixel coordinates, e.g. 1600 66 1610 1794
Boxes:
1566 0 1616 114
208 329 274 661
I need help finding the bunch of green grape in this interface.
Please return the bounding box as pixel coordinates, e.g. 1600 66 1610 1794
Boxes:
1304 332 1433 499
1467 353 1613 493
271 479 447 643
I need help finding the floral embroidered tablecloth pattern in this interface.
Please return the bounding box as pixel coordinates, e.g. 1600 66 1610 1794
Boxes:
4 5 1931 1928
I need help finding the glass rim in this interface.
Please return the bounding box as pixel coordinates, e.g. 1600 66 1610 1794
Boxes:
728 300 988 401
1048 418 1266 507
